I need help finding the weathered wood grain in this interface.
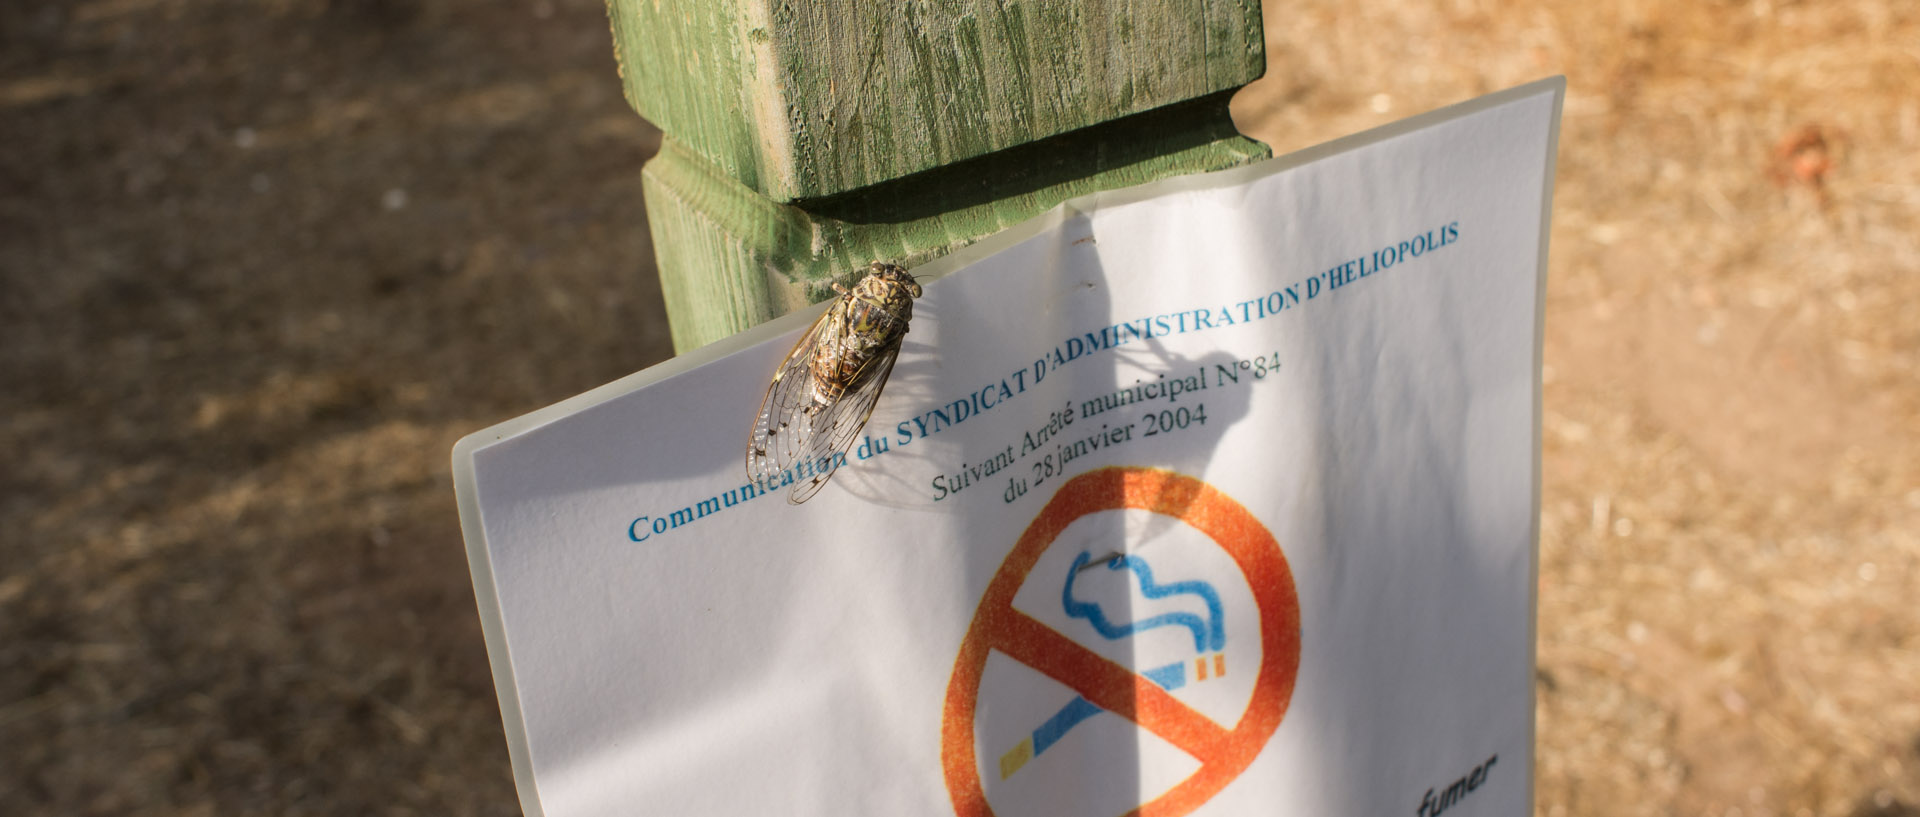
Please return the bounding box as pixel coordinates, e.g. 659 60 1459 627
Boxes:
643 91 1268 352
610 0 1264 200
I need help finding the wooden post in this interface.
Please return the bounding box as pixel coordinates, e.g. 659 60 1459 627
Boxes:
609 0 1269 352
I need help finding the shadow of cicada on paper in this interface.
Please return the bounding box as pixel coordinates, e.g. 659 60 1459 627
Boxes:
803 330 948 511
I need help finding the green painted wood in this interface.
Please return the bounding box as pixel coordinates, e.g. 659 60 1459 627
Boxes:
610 0 1263 201
642 90 1268 352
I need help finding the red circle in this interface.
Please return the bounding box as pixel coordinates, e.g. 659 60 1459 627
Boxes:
941 467 1302 817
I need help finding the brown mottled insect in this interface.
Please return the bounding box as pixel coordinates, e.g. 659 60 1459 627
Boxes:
747 261 922 503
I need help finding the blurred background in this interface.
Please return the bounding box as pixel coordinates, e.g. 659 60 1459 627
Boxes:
1 0 1914 815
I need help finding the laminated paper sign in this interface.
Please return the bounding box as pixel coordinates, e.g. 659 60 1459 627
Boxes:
453 78 1564 817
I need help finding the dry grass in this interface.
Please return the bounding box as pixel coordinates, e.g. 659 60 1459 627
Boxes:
2 0 1916 815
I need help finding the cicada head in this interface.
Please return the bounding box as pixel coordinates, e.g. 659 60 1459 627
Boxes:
867 261 922 299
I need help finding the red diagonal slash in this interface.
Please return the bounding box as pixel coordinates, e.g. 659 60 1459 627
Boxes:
991 607 1231 763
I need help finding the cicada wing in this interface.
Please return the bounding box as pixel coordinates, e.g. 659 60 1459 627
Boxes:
785 338 902 504
746 309 834 487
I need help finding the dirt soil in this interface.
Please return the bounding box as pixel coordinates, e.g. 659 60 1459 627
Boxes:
3 0 1916 815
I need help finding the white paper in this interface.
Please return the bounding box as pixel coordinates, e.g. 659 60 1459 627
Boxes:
454 78 1563 817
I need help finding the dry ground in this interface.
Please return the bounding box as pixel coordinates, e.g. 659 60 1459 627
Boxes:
3 0 1916 815
1236 4 1920 817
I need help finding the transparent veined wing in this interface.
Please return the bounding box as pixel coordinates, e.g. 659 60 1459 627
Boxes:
746 308 835 491
783 338 901 503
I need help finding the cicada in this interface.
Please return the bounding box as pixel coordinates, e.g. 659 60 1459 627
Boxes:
747 261 922 503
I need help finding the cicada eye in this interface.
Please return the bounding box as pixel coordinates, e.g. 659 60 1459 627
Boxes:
906 280 923 298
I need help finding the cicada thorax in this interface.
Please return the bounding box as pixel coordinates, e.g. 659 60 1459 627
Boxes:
804 270 917 411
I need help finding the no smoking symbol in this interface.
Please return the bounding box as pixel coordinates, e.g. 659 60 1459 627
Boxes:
941 467 1302 817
